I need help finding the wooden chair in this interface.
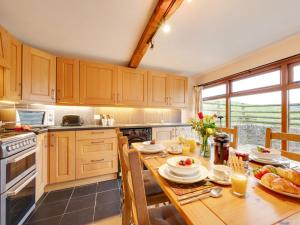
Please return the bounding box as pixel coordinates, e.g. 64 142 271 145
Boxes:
115 129 168 205
265 128 300 161
219 126 238 149
122 143 187 225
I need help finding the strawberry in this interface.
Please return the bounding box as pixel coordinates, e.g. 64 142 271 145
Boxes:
253 168 264 180
185 158 192 165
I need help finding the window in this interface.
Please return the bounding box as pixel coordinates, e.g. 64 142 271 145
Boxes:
202 84 226 98
231 91 281 148
289 88 300 153
292 65 300 82
232 70 280 92
202 98 226 127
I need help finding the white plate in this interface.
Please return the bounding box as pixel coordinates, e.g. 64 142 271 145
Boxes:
208 171 231 186
167 148 182 155
136 145 165 154
255 178 300 199
250 155 289 166
158 164 208 184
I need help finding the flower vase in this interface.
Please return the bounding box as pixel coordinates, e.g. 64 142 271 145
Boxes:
201 135 210 158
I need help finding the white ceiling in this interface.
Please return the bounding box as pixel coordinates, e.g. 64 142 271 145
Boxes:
1 0 300 76
0 0 157 65
141 0 300 75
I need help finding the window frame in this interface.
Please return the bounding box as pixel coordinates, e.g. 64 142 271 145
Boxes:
199 54 300 161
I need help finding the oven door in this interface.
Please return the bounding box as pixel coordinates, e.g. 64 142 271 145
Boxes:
0 171 36 225
0 147 36 194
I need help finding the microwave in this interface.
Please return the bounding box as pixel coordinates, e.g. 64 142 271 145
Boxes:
0 108 55 127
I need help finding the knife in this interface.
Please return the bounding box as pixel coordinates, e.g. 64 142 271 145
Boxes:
177 188 212 201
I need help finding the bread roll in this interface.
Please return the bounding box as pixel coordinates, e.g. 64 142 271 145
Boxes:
261 173 279 187
271 178 300 195
276 167 300 186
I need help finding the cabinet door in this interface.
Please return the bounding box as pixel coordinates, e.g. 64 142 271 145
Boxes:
9 35 22 100
76 138 118 179
0 66 9 99
49 131 75 184
148 71 168 107
36 133 48 201
22 45 56 103
79 60 117 105
152 127 175 141
0 26 10 68
117 67 147 106
57 58 79 104
168 75 188 107
42 133 48 188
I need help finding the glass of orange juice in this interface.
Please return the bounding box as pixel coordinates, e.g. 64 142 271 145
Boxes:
186 139 196 153
231 172 248 197
182 144 190 156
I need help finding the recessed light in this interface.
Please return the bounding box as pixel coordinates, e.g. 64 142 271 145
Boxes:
187 0 193 3
162 23 171 33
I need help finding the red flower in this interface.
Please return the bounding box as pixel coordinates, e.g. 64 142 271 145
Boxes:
198 112 204 119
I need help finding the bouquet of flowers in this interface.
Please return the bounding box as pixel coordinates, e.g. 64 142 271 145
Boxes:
189 112 217 157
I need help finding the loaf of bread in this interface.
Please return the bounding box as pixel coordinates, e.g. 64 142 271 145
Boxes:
276 167 300 186
271 177 300 195
261 173 279 187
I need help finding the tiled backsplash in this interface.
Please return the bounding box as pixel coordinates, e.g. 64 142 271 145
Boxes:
0 103 182 125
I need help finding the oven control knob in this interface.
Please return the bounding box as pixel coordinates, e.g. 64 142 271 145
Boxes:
16 144 20 148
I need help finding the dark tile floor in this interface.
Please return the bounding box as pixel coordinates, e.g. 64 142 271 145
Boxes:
26 179 121 225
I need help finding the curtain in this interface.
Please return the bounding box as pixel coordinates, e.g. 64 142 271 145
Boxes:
193 86 203 118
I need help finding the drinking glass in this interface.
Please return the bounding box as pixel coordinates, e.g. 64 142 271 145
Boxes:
231 172 248 197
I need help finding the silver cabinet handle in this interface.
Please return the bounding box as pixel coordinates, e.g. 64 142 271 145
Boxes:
7 147 36 163
91 131 104 134
90 159 104 163
90 141 104 144
7 173 36 197
51 88 55 99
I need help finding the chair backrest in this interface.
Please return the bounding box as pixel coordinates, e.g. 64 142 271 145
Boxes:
122 142 151 225
219 126 238 149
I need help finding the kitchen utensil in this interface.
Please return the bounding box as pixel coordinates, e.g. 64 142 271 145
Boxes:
180 187 223 205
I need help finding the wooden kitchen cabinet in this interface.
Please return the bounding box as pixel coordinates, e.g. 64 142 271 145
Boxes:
49 131 76 184
57 58 79 104
117 66 147 106
152 127 176 141
36 133 48 201
9 35 22 100
168 75 188 107
76 131 118 179
22 45 56 103
148 72 188 107
148 71 169 107
0 66 9 99
0 25 10 68
79 60 117 105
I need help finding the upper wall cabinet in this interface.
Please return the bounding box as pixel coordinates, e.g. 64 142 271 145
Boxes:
9 35 22 100
80 60 117 105
148 71 169 107
168 75 188 107
0 66 9 99
0 26 10 68
117 66 147 106
57 58 79 104
22 45 56 103
148 72 187 107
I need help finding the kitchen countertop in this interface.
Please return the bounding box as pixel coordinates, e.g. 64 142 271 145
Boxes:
45 123 191 132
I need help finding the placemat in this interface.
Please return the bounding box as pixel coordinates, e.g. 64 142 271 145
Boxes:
168 180 214 196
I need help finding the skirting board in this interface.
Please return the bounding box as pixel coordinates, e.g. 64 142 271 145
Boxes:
45 173 117 192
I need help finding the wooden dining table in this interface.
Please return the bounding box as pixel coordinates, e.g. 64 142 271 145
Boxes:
132 141 300 225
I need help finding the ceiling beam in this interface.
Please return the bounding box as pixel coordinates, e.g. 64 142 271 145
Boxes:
128 0 183 68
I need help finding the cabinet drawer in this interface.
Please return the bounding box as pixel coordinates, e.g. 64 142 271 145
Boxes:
76 154 118 179
76 129 116 140
76 138 117 157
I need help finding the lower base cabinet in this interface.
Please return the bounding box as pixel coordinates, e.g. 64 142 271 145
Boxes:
48 129 118 184
36 133 48 201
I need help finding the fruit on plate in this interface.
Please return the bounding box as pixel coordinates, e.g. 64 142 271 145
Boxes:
150 139 156 145
177 158 195 166
253 165 277 180
261 173 279 186
276 167 300 186
257 146 270 153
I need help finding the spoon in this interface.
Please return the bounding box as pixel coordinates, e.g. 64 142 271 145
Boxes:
180 187 223 205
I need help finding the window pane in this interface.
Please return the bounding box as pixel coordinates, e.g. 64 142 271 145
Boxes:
231 91 281 149
293 65 300 82
203 98 226 127
289 88 300 153
232 70 280 92
202 84 226 98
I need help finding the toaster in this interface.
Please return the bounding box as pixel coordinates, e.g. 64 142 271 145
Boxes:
61 115 83 126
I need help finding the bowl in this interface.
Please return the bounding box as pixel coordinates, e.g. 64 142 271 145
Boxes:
142 141 161 150
213 165 231 180
251 147 281 160
166 156 200 176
